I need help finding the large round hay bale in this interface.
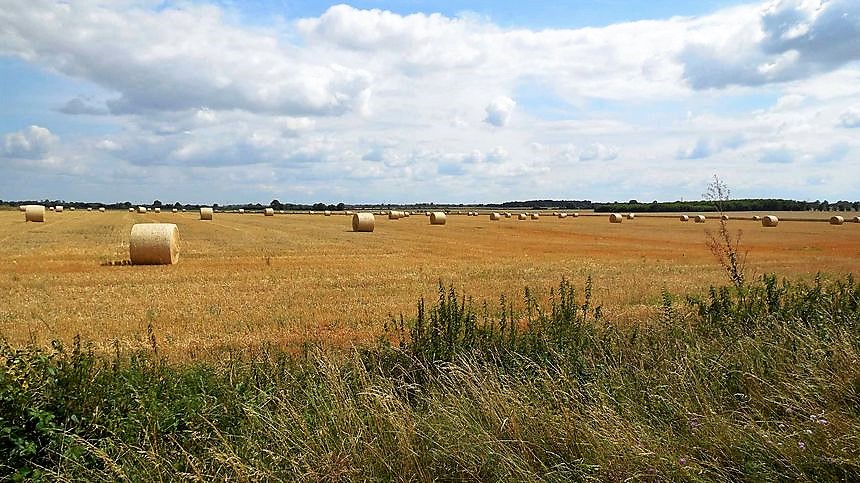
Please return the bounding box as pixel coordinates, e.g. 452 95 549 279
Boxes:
558 213 568 219
518 213 527 220
87 207 92 212
694 215 706 223
55 206 64 213
389 211 401 220
830 215 845 225
128 207 135 212
504 212 512 218
99 207 106 212
129 223 180 265
154 207 161 213
352 213 375 232
609 213 623 223
238 208 245 214
762 215 779 227
531 213 540 220
430 212 447 225
489 212 501 221
752 215 761 221
200 207 213 220
69 207 75 211
626 213 635 220
572 213 580 217
679 215 689 222
264 208 274 216
171 208 177 213
324 210 331 216
24 205 45 222
137 206 146 213
852 216 860 223
49 206 55 211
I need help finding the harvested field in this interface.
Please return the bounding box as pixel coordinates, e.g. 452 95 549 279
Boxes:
1 210 858 358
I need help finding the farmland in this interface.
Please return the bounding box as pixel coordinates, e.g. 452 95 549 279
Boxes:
2 209 858 358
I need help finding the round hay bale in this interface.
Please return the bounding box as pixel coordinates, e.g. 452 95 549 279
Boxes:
504 212 512 218
171 208 177 213
129 223 180 265
87 207 93 212
389 211 400 220
324 210 331 216
830 215 845 225
694 215 706 223
425 212 431 216
721 214 729 220
24 205 45 222
531 213 540 220
518 213 527 220
352 213 375 232
852 216 860 223
200 207 213 220
558 213 568 219
128 207 135 212
263 208 274 216
18 205 26 212
99 207 106 212
49 207 55 211
679 215 689 222
552 212 559 216
239 208 245 214
137 207 146 213
627 213 635 220
430 212 447 225
572 213 580 217
69 207 75 211
55 206 64 213
154 207 161 213
761 215 779 227
609 213 623 223
752 215 761 221
490 212 501 221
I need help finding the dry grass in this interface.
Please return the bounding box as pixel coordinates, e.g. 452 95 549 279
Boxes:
1 210 858 359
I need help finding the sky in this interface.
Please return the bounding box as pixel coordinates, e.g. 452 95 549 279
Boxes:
1 0 859 204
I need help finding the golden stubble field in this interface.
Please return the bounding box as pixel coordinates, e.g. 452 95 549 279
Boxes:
1 210 858 359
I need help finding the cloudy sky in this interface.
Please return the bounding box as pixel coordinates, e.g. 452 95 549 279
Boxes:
1 0 858 204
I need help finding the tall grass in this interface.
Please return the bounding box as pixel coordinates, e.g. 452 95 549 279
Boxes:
2 274 859 481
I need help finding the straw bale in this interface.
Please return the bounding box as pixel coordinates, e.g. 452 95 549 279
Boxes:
200 207 214 220
264 208 274 216
137 207 146 213
679 215 689 221
430 212 447 225
353 213 375 232
830 215 844 225
752 215 761 221
518 213 527 220
99 207 106 212
609 213 623 223
55 206 64 213
129 223 180 265
762 215 779 227
24 205 45 222
531 213 540 220
490 212 501 221
694 215 706 223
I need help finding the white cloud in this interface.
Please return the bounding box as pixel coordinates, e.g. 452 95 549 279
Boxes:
840 107 860 128
1 125 58 159
484 97 516 127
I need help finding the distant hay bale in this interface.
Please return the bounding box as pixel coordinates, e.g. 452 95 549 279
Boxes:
572 213 580 217
49 207 55 211
430 212 447 225
99 207 105 212
558 213 568 219
352 213 375 232
239 208 245 214
518 213 527 220
425 212 431 216
154 207 161 213
609 213 623 223
752 215 761 221
403 212 410 218
24 205 45 222
69 207 75 211
389 211 400 220
324 210 331 216
128 207 135 212
55 206 64 213
129 223 180 265
171 208 177 213
626 213 635 220
830 215 844 225
137 207 146 213
200 207 214 220
721 214 729 220
504 212 512 218
694 215 706 223
87 207 92 211
18 205 26 212
531 213 540 220
264 208 274 216
490 212 501 221
679 215 689 222
762 215 779 227
552 212 559 216
852 216 860 223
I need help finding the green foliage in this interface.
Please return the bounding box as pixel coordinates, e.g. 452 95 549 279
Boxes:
2 274 859 480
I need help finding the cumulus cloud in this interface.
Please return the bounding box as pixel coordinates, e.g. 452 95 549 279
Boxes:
1 125 58 159
681 0 860 89
0 0 372 116
840 107 860 128
484 97 516 127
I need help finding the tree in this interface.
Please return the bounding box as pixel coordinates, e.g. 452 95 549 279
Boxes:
271 199 282 209
152 200 162 208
